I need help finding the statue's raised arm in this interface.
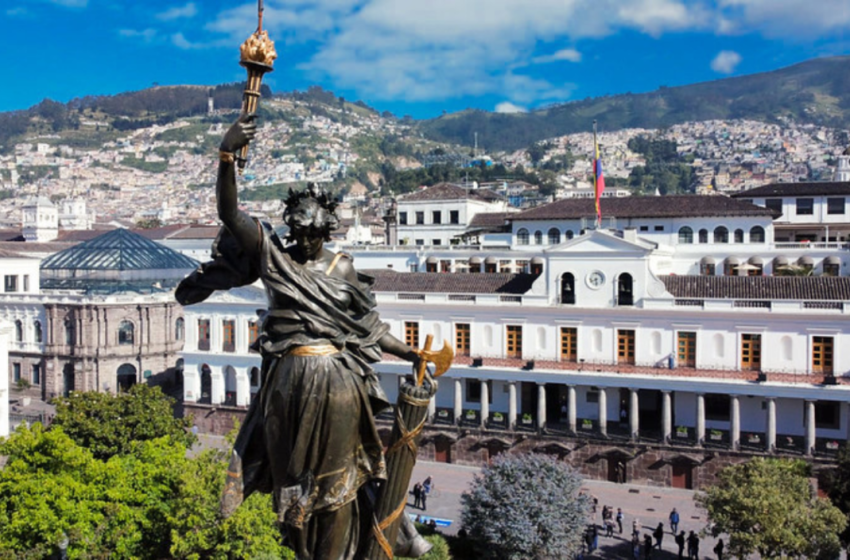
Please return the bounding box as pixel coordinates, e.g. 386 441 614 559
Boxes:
216 113 260 256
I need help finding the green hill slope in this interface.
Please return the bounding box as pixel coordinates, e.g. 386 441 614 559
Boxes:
418 56 850 151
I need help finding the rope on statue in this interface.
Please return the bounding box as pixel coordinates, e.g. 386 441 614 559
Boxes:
373 404 429 559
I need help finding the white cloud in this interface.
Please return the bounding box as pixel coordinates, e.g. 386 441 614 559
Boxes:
157 2 198 21
717 0 850 37
710 50 742 74
119 28 158 42
533 48 582 65
495 102 528 114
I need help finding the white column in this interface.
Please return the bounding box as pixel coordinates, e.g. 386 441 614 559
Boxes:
598 387 607 436
537 383 547 431
236 369 251 407
454 378 463 424
428 394 436 421
805 400 816 456
629 389 639 441
508 381 517 430
766 398 776 452
480 380 489 428
696 393 706 446
184 367 200 403
568 385 577 433
730 395 740 451
210 366 225 405
662 390 672 443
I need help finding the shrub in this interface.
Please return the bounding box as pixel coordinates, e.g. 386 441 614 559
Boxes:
460 453 589 559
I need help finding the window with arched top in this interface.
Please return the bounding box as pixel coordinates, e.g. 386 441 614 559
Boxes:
33 320 42 343
714 226 729 243
565 230 574 240
750 226 765 243
534 230 543 245
699 229 709 243
517 229 529 245
250 366 260 387
617 273 634 306
734 229 744 243
64 318 75 346
175 318 185 341
678 227 693 244
118 320 134 345
14 320 22 343
560 273 575 305
548 228 560 245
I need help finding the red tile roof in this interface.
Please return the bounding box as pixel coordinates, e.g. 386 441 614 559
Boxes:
661 275 850 301
732 182 850 198
512 195 775 221
367 270 536 294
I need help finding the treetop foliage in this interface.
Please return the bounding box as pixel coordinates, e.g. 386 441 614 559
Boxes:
460 453 589 560
51 384 195 461
697 457 845 559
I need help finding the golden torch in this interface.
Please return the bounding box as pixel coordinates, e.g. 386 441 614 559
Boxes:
237 0 277 174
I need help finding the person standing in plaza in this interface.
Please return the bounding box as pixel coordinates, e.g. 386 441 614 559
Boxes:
643 534 654 559
632 535 641 560
413 482 422 509
653 522 665 550
616 507 624 534
675 530 686 559
687 531 699 559
669 507 679 533
713 538 724 560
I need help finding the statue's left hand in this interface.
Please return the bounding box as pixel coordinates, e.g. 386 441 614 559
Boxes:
221 113 257 153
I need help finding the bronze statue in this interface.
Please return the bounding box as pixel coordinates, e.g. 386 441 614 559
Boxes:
176 114 434 559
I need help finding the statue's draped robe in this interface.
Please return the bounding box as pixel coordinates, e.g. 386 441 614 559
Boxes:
176 225 391 559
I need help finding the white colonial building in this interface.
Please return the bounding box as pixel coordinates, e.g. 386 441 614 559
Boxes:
396 183 512 247
179 192 850 489
0 319 10 438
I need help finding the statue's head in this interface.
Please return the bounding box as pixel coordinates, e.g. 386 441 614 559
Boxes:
282 183 339 247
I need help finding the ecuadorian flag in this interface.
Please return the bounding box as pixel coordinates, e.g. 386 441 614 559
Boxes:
592 137 606 224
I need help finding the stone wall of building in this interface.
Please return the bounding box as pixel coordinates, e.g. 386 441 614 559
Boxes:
41 301 184 398
188 407 837 488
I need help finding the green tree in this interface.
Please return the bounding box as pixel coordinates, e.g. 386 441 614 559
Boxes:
51 384 195 460
825 443 850 546
460 453 589 559
697 458 845 559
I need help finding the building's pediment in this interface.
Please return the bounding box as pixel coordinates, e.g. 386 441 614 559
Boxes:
204 283 266 305
545 230 654 256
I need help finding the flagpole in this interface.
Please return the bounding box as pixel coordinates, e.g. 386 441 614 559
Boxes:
593 119 600 229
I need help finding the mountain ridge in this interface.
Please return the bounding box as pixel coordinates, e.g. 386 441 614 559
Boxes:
418 56 850 151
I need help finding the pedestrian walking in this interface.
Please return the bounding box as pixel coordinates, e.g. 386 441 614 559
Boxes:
633 518 641 540
616 507 624 534
643 534 653 559
675 530 685 559
669 507 679 533
591 524 598 551
714 538 724 560
420 484 428 511
687 531 699 559
423 475 433 494
584 527 594 553
605 517 615 537
653 522 664 550
632 536 641 560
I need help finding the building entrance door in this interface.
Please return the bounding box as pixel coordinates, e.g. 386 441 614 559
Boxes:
434 439 452 463
671 463 693 489
617 330 636 365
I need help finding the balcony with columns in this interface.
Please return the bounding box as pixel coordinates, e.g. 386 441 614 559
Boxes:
377 358 844 459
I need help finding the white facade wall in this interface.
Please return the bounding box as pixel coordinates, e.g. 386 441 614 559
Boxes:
397 198 505 246
748 195 849 226
0 320 9 438
1 256 41 295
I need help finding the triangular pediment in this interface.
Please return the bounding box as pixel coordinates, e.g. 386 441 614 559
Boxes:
204 283 267 305
545 230 654 255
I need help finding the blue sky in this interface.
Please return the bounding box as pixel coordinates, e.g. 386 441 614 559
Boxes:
1 0 849 118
